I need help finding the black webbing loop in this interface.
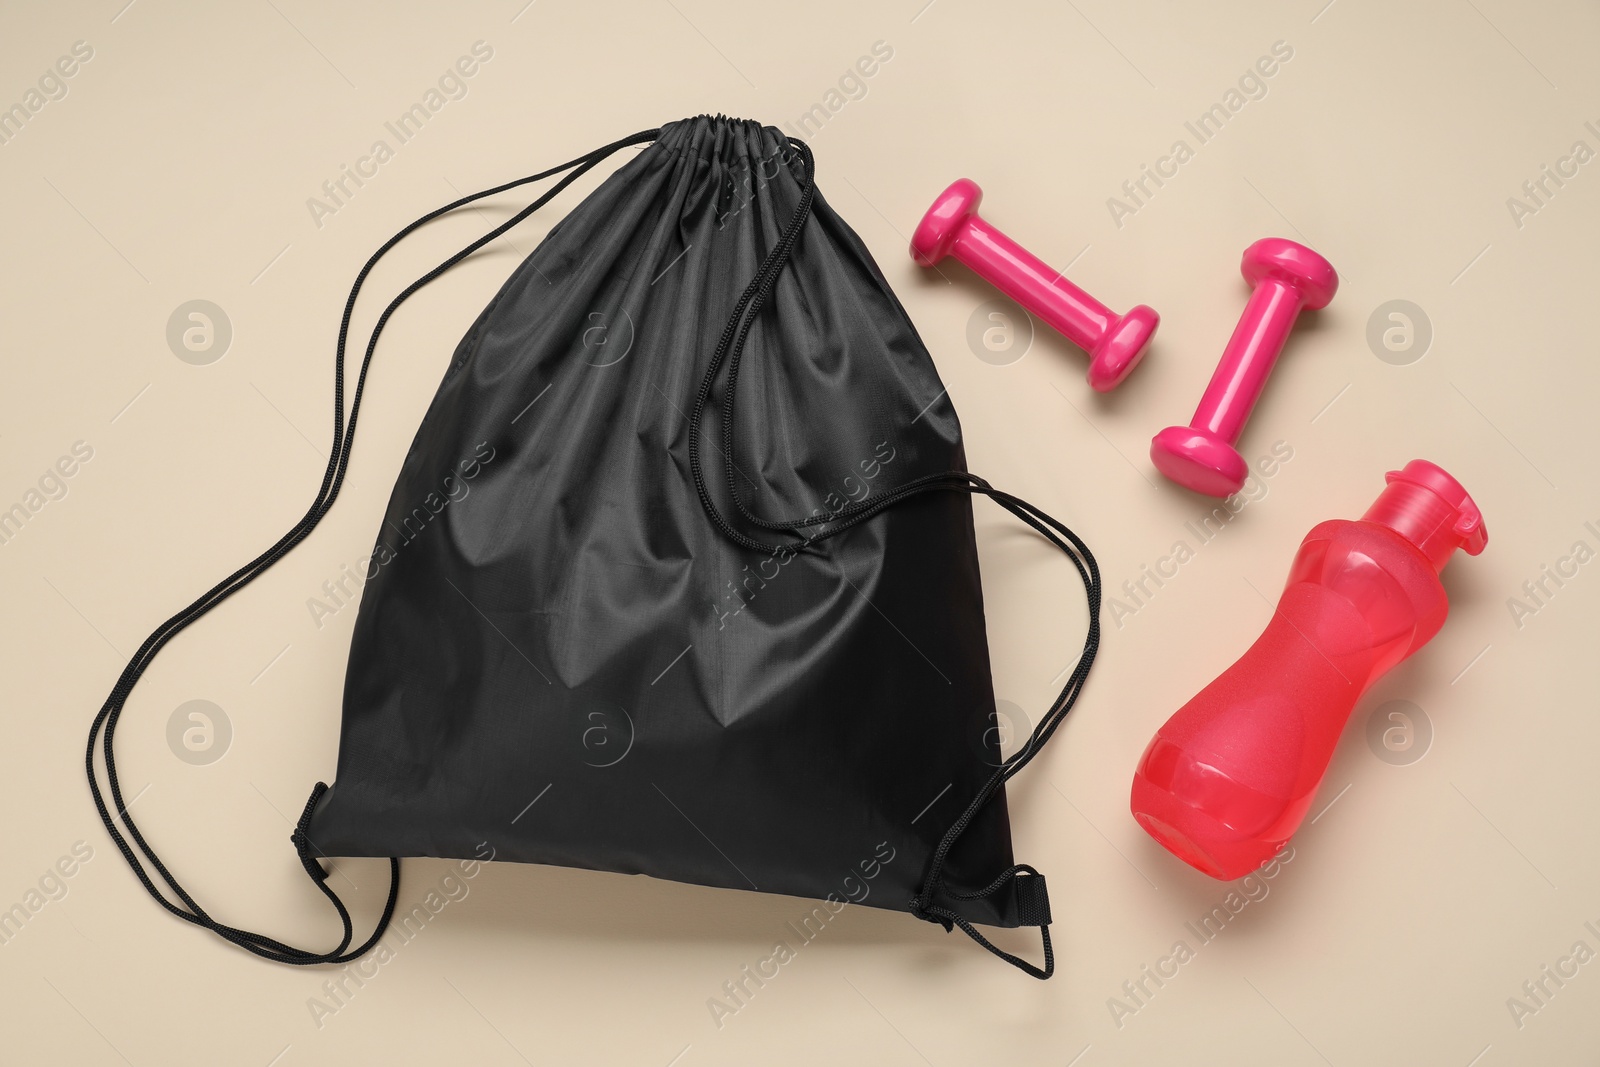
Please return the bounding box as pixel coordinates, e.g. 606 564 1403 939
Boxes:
686 135 1103 979
85 128 661 964
909 880 1055 978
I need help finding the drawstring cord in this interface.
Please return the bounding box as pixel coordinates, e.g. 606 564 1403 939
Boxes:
686 136 1103 979
85 128 660 964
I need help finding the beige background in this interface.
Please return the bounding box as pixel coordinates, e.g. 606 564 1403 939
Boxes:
2 0 1596 1063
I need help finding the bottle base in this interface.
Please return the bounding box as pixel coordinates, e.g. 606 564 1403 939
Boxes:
1131 774 1289 881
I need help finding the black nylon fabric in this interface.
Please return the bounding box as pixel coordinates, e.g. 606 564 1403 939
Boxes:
306 114 1033 927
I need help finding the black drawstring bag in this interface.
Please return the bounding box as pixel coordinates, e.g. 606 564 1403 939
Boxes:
87 115 1100 978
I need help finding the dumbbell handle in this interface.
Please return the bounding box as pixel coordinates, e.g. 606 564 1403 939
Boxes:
1192 278 1304 444
946 215 1113 352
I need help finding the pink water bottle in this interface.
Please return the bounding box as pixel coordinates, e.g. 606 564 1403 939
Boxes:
1130 460 1488 879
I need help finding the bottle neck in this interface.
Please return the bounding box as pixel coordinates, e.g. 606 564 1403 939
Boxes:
1361 481 1464 573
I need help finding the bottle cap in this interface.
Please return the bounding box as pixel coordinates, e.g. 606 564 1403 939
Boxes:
1361 459 1487 572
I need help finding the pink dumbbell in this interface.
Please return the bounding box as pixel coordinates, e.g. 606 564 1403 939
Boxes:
1150 238 1338 497
911 179 1158 391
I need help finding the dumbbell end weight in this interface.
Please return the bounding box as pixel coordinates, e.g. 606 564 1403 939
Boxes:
1241 237 1338 311
909 178 982 267
1088 303 1159 392
1149 425 1249 498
